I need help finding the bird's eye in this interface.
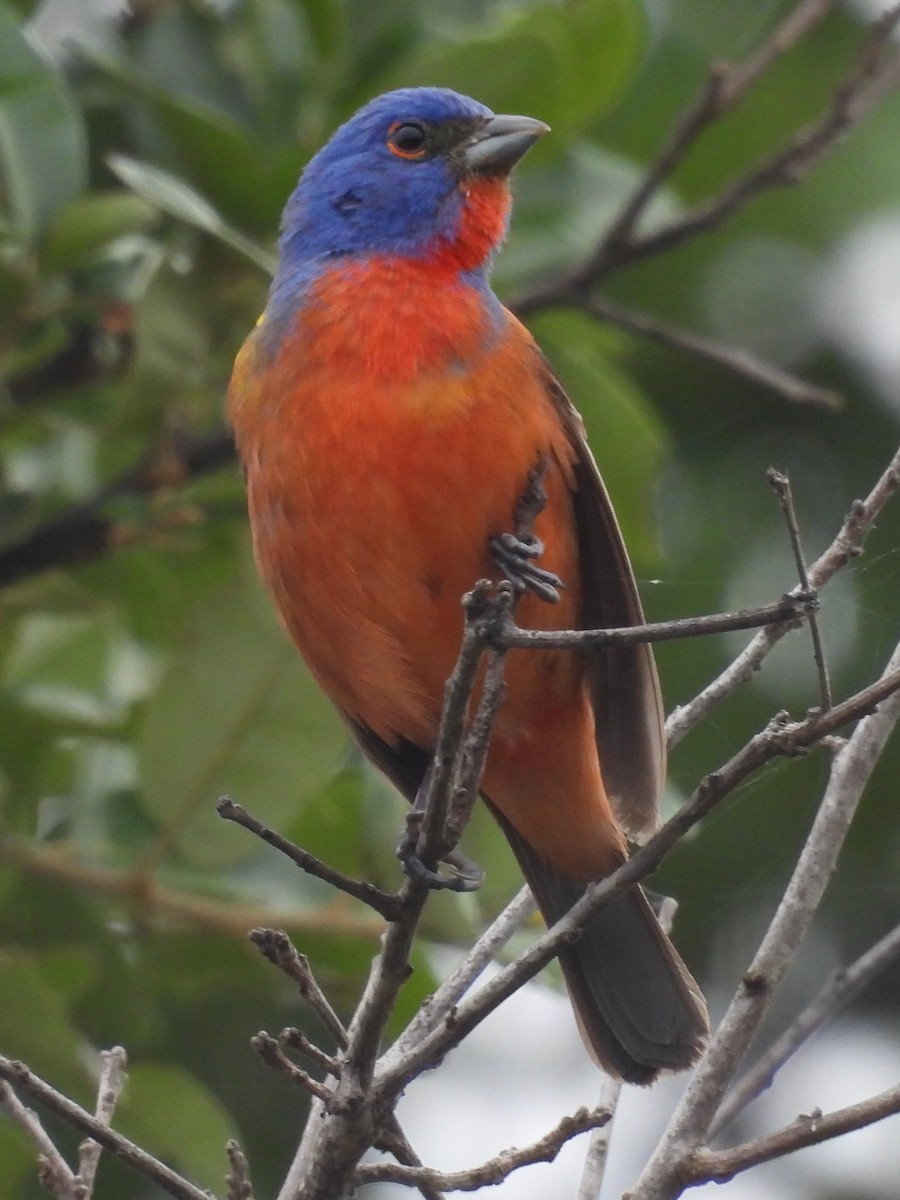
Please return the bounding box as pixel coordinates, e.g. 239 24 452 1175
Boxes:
387 121 429 159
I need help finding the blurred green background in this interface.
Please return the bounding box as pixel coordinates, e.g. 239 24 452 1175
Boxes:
1 1 899 1197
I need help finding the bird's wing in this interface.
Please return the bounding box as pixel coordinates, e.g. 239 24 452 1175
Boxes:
542 367 666 841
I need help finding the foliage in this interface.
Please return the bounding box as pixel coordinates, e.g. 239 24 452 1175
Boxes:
1 2 899 1197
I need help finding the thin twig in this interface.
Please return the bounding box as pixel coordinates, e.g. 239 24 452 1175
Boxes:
596 0 838 264
355 1106 611 1190
499 593 815 651
281 1028 341 1076
712 919 900 1134
668 443 900 746
249 929 348 1048
0 1080 77 1198
251 1033 334 1102
629 639 900 1200
768 469 833 710
225 1140 255 1200
76 1046 128 1196
613 5 900 274
385 886 537 1065
217 799 400 920
562 294 840 410
0 1057 213 1200
379 662 900 1096
690 1084 900 1183
0 429 234 589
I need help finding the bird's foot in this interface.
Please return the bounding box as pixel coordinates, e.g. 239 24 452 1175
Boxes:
490 531 564 604
396 821 485 893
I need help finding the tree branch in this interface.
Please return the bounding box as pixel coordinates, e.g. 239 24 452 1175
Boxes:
690 1084 900 1183
0 1056 213 1200
0 1080 78 1199
515 2 900 311
355 1106 611 1191
216 799 401 920
668 443 900 746
629 637 900 1200
379 662 900 1097
767 468 833 711
559 294 841 409
76 1046 128 1197
712 918 900 1134
0 428 235 590
498 593 815 652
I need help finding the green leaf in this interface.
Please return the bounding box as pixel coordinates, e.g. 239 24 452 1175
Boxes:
0 953 91 1098
106 153 276 274
138 545 348 869
118 1062 237 1191
0 4 87 242
381 0 645 136
529 309 668 565
42 192 159 273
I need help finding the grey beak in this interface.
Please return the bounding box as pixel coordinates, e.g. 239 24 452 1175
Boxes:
460 114 549 176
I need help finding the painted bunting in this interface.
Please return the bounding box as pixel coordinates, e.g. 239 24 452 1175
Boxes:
228 87 708 1083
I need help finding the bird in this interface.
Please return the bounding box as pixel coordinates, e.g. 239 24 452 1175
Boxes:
228 86 709 1084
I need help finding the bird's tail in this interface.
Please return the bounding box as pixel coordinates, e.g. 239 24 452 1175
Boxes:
496 815 709 1084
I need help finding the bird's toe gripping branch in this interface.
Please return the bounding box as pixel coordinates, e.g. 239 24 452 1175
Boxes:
490 530 564 604
491 452 565 604
397 811 486 893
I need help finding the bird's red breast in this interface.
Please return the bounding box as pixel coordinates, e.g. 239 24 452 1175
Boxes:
230 254 625 881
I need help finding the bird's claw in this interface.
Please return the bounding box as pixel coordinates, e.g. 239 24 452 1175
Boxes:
491 531 564 604
396 830 485 893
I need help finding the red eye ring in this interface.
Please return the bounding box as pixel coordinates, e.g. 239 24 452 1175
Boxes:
387 120 429 159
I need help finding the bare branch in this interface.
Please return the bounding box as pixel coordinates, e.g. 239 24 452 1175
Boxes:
251 1033 334 1102
668 443 900 746
569 295 840 409
629 638 900 1200
76 1046 128 1197
768 469 833 710
356 1106 611 1191
217 799 400 920
386 886 536 1066
281 1028 341 1077
249 929 348 1048
713 919 900 1133
0 429 234 589
0 1081 77 1199
225 1140 255 1200
0 1056 213 1200
380 662 900 1096
691 1084 900 1183
498 593 814 652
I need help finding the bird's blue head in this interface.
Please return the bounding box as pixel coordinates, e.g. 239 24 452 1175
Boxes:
277 87 548 272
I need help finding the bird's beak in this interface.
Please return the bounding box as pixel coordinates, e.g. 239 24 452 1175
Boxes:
459 114 549 177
